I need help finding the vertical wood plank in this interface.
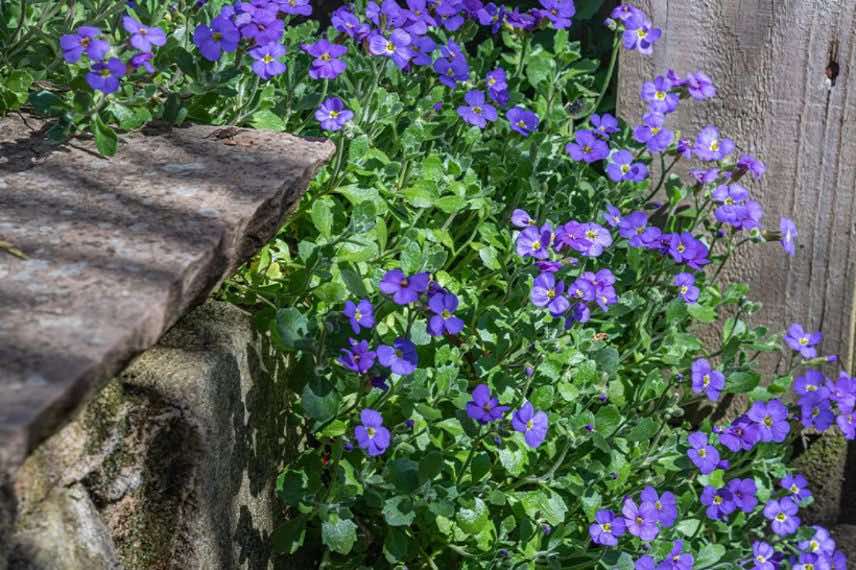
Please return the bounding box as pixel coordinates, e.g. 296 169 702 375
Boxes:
618 0 856 370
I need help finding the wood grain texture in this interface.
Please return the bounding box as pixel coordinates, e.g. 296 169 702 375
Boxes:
618 0 856 370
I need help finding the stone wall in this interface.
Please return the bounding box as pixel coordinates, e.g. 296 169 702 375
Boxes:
6 301 295 570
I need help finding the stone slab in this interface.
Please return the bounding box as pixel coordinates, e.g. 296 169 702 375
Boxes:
0 115 333 477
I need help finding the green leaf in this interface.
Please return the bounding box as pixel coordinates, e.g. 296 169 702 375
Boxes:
311 197 335 238
688 303 717 323
109 102 152 130
627 418 658 442
350 200 377 234
271 517 306 554
383 496 417 527
675 518 700 537
275 308 311 351
727 371 760 394
695 543 726 568
400 241 423 274
595 405 621 435
456 497 489 534
321 516 358 555
302 377 339 422
251 109 286 131
388 458 420 493
92 116 118 156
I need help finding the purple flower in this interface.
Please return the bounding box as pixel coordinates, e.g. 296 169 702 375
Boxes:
727 478 758 512
354 408 390 456
591 113 619 138
636 556 656 570
566 130 609 163
477 3 506 33
434 56 469 88
623 16 661 55
507 107 540 136
610 4 644 24
377 337 419 376
763 497 800 536
686 71 716 100
338 338 377 374
603 204 622 227
578 223 612 257
793 553 828 570
315 96 354 131
511 209 536 228
785 323 822 359
129 52 155 74
278 0 312 16
781 474 812 501
694 125 735 161
828 372 856 409
511 402 548 448
194 16 240 61
60 26 110 63
486 68 508 105
516 225 552 259
799 525 837 556
368 29 412 69
641 76 679 114
302 39 347 80
674 273 699 303
607 150 649 183
658 540 694 570
691 358 725 401
701 485 736 520
738 154 767 179
332 7 371 40
619 211 661 248
781 217 798 256
122 16 166 52
249 42 287 80
748 399 791 443
633 112 674 153
238 5 284 46
85 57 125 94
410 35 437 66
428 292 465 336
466 384 509 423
720 415 761 453
343 299 375 334
622 497 659 541
640 486 677 527
839 405 856 440
379 269 430 304
589 510 626 546
801 396 836 432
531 272 570 316
687 431 719 474
752 541 777 570
555 220 591 253
457 90 498 129
538 0 575 29
403 0 437 34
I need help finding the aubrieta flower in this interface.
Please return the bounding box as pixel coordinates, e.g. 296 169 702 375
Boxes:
332 6 371 40
622 497 659 541
692 167 720 185
623 14 661 55
354 408 390 456
752 541 777 570
129 52 155 74
633 112 674 153
640 486 678 527
793 553 827 570
428 292 465 335
302 39 347 80
511 401 548 448
410 35 437 66
507 107 540 136
694 125 735 161
403 0 437 34
636 556 656 570
579 223 613 257
720 415 761 452
784 323 822 359
589 509 626 546
343 299 374 334
249 42 287 80
86 58 125 94
466 384 509 423
511 209 536 228
568 275 596 303
368 29 412 69
122 16 167 52
685 71 716 100
591 113 619 138
687 431 719 474
667 232 710 269
839 405 856 439
607 149 648 183
194 16 240 61
338 338 377 374
531 272 570 316
799 525 837 556
610 4 644 24
238 5 284 46
315 96 354 131
379 269 430 304
603 204 622 227
566 130 610 163
691 358 725 401
538 0 575 29
278 0 312 16
434 55 470 88
486 67 508 105
658 540 694 570
674 272 699 303
701 485 735 520
641 76 679 114
763 497 800 536
516 225 552 260
780 217 798 256
619 211 661 248
377 337 419 376
727 478 758 512
458 90 498 128
748 399 791 442
801 396 835 432
61 26 110 63
738 153 767 179
826 371 856 409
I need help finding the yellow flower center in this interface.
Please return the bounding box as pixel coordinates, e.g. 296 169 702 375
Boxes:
799 336 810 345
677 244 686 253
620 164 630 174
585 230 598 240
764 416 773 427
680 285 688 294
698 448 707 458
321 53 331 61
709 140 720 152
442 309 452 319
601 523 612 532
531 241 542 251
651 127 661 134
473 106 482 115
713 495 722 505
547 289 556 299
488 77 496 86
100 68 111 77
810 540 819 552
354 310 362 321
517 120 526 128
756 556 767 563
655 91 666 101
386 41 395 53
790 484 799 494
775 513 786 522
367 427 376 438
329 110 339 118
583 145 592 153
526 419 534 430
263 54 273 63
724 197 734 205
212 31 223 41
636 28 647 39
703 374 711 386
81 37 91 47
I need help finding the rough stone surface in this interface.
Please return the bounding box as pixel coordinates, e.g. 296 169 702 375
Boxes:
9 301 295 569
0 115 333 479
831 524 856 562
795 432 849 524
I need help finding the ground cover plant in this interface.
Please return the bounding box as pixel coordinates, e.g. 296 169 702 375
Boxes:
2 0 855 568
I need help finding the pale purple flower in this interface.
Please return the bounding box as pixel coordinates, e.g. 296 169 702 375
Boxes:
507 107 540 136
589 510 626 546
687 431 719 474
377 337 419 376
747 399 791 443
302 39 348 79
516 225 552 259
674 272 699 303
694 125 735 161
368 28 412 69
466 384 509 423
458 90 497 129
315 96 354 131
622 497 659 541
691 358 725 401
566 130 609 163
194 15 240 61
781 217 798 256
61 26 110 63
354 408 390 456
686 71 716 100
249 42 287 80
338 338 376 374
122 16 167 52
343 299 375 334
607 150 648 183
591 113 619 138
379 269 430 304
763 497 800 536
511 401 548 448
531 272 570 316
85 57 125 94
785 323 822 359
428 292 465 335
